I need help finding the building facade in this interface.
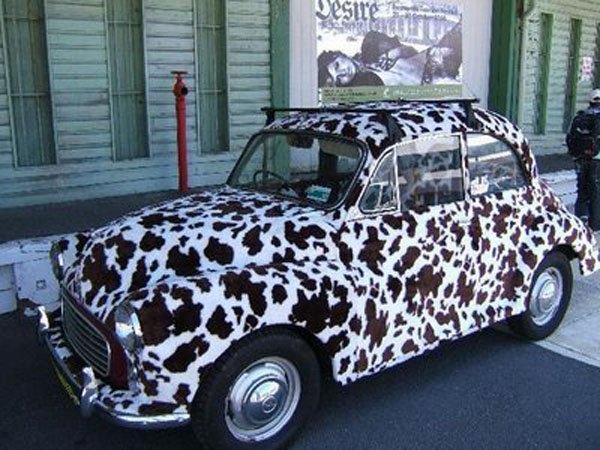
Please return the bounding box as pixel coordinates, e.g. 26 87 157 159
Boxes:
489 0 600 155
0 0 281 208
4 0 594 209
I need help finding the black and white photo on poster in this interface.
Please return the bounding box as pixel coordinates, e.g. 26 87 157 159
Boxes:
316 0 463 103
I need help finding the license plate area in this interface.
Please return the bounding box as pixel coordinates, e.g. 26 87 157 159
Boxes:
53 364 80 406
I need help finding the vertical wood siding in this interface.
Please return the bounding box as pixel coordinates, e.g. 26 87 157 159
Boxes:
520 0 600 156
0 0 271 208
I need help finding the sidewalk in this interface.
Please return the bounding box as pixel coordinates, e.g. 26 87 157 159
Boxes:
0 189 198 244
536 266 600 369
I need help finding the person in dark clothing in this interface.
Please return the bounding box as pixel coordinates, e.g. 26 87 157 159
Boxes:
568 89 600 231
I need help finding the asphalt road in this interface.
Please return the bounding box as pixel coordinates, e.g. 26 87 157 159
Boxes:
1 312 599 450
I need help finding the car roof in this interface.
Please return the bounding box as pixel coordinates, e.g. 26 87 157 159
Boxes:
266 100 537 180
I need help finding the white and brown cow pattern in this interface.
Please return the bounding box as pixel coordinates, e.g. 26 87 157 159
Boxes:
48 102 599 418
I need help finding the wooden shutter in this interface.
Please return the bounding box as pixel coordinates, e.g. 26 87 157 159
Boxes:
534 13 553 135
595 23 600 89
3 0 56 167
563 18 582 133
196 0 229 154
106 0 148 161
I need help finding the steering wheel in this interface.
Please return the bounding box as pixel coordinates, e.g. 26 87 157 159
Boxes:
252 170 299 197
253 169 287 185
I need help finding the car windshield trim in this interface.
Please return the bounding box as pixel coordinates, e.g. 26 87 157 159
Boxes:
227 130 367 211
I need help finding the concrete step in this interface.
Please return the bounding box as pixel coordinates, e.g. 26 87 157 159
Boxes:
0 237 60 314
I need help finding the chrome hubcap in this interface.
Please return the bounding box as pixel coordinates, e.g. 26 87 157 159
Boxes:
225 357 301 442
529 268 563 326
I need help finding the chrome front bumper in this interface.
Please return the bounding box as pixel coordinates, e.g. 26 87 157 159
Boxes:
37 306 190 430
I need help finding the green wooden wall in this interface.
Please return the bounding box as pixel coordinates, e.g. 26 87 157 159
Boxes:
488 0 519 121
519 0 600 155
0 0 276 208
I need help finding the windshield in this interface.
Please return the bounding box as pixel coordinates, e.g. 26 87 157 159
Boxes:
229 133 363 208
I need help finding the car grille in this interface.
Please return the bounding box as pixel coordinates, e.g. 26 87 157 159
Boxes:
61 290 111 377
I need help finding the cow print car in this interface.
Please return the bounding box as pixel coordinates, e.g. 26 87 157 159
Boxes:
38 99 600 450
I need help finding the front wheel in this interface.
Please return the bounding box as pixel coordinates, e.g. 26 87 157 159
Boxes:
190 329 321 450
508 251 573 340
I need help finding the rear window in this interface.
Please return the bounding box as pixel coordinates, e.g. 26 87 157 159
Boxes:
467 134 527 196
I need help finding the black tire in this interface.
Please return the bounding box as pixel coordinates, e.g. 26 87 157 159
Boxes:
191 329 321 450
508 251 573 341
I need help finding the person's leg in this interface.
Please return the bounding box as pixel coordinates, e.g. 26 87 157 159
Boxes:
574 159 590 219
588 160 600 231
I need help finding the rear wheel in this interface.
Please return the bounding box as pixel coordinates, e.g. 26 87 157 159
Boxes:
508 251 573 340
190 330 321 450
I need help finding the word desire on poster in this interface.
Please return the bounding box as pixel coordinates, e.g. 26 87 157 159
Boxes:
316 0 379 22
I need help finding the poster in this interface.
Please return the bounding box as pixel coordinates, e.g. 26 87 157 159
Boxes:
316 0 464 103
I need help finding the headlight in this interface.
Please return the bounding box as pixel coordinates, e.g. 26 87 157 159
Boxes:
114 302 142 354
50 242 64 281
114 302 143 392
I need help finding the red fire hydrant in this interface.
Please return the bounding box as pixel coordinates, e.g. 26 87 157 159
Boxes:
172 71 189 193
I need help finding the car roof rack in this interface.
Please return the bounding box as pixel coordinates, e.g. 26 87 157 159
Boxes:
397 97 480 129
262 97 480 139
261 106 406 141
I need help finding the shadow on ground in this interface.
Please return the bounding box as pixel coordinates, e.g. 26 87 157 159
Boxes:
1 312 599 450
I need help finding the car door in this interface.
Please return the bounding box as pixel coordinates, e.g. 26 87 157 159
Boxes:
465 133 531 323
343 133 476 378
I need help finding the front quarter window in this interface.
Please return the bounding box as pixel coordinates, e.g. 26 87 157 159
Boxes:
229 133 362 208
360 151 397 212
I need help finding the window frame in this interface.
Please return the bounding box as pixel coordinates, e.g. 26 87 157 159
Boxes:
465 132 530 198
358 147 399 216
1 0 58 168
104 0 151 162
358 132 467 217
227 129 368 212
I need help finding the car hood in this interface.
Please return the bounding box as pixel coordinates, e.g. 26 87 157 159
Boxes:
62 187 338 321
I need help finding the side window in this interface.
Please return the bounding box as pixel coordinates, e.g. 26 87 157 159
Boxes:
467 134 527 196
396 136 464 211
361 151 397 212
